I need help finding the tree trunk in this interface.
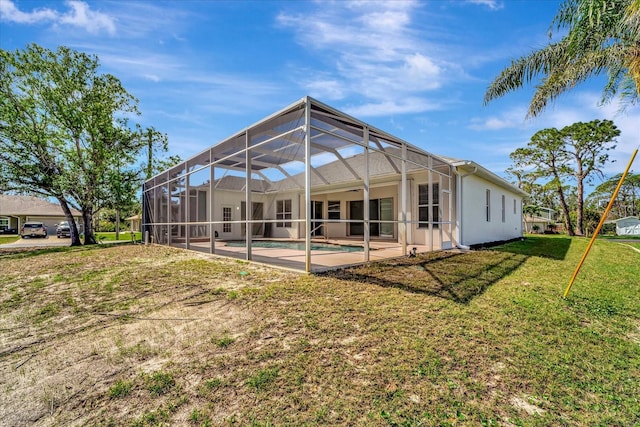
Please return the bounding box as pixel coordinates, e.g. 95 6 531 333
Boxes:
83 209 97 244
115 209 120 241
556 185 575 236
576 177 584 236
57 197 82 246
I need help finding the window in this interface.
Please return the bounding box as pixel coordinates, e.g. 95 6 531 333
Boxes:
418 183 439 228
223 207 232 233
328 201 340 220
513 199 517 215
485 189 491 222
0 218 8 229
277 199 292 228
501 195 506 223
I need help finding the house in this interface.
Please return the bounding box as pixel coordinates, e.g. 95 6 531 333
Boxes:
126 214 142 232
0 194 82 235
142 97 526 272
611 216 640 236
523 206 556 233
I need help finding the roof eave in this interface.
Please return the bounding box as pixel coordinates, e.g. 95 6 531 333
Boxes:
451 160 528 197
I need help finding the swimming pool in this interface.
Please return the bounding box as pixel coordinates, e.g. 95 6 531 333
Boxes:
224 240 365 252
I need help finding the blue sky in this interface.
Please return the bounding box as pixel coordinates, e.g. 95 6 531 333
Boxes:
1 0 638 187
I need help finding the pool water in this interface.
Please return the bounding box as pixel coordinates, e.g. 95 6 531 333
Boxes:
225 240 364 252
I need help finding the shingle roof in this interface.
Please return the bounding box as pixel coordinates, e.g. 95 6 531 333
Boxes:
0 195 81 216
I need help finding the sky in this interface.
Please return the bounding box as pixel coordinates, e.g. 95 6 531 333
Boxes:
1 0 638 190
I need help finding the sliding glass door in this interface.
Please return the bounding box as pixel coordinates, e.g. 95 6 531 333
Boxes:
349 198 393 237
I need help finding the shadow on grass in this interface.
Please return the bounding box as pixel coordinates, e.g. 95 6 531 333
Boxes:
326 250 529 304
326 236 573 303
492 235 572 260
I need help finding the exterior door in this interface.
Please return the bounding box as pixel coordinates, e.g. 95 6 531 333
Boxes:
349 199 390 236
349 200 364 236
379 198 394 237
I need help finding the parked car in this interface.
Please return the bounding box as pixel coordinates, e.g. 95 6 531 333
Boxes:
21 222 48 238
56 221 71 238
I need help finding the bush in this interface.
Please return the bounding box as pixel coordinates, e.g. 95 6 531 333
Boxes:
97 220 116 232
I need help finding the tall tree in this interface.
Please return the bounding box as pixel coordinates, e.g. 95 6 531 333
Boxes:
560 119 619 234
484 0 640 117
510 128 576 235
589 171 640 217
0 44 165 245
509 119 619 236
0 46 83 245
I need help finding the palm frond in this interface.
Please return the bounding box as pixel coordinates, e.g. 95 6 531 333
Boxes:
486 0 638 116
483 42 566 105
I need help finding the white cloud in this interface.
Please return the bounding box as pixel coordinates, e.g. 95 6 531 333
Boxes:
358 9 410 30
0 0 56 23
104 2 191 39
532 93 640 173
476 91 640 176
0 0 115 35
345 97 441 117
143 74 161 83
466 0 504 10
305 79 345 100
482 117 514 130
404 53 441 86
276 1 458 114
58 1 116 35
468 106 529 130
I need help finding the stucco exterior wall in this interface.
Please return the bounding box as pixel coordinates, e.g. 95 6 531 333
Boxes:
210 190 301 240
306 184 400 239
460 174 523 246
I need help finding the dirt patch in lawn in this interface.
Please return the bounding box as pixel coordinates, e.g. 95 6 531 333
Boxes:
0 245 288 426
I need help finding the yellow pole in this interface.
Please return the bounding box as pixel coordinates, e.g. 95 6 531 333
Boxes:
563 148 638 298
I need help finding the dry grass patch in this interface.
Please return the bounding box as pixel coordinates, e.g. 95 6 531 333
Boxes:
0 245 283 426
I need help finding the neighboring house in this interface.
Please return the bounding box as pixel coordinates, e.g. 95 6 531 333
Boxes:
0 195 82 235
610 216 640 236
523 207 556 233
126 214 142 232
142 97 526 272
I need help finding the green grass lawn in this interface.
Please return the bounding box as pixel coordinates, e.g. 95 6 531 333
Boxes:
0 235 19 245
94 231 142 242
1 233 142 244
626 242 640 250
598 234 640 240
0 235 638 426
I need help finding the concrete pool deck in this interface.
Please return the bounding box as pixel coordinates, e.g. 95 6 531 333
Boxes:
168 238 440 272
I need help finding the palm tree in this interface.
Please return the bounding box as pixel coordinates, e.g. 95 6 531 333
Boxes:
484 0 640 117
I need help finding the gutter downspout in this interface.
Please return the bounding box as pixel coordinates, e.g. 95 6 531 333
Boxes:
453 162 477 250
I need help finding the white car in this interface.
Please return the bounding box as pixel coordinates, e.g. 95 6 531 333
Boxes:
21 222 48 238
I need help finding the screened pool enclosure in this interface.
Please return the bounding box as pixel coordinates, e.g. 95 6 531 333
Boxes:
143 97 454 272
